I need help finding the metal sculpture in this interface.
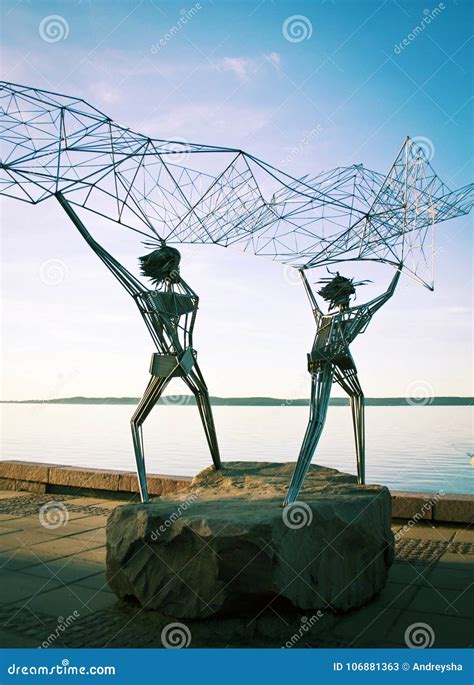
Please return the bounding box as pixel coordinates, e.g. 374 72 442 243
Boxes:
56 192 221 502
1 81 473 503
284 267 401 505
3 82 471 289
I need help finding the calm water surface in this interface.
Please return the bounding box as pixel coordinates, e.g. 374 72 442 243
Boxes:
1 404 472 494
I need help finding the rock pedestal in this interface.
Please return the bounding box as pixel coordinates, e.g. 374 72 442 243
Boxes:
106 462 394 618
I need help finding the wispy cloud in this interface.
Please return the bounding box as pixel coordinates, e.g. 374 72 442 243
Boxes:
213 52 282 82
137 101 271 144
87 80 121 105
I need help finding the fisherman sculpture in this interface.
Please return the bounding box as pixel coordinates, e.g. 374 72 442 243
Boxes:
284 266 402 506
56 193 221 502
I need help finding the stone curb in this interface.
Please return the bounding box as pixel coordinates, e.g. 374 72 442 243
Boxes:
390 490 473 524
0 460 190 499
0 461 472 523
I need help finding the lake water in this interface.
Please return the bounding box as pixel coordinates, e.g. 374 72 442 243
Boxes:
1 404 472 494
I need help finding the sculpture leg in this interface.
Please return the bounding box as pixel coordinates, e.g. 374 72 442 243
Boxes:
183 364 221 470
334 367 365 484
283 364 334 506
131 374 172 502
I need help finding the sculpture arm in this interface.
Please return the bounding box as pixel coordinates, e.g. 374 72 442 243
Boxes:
178 275 199 303
347 265 402 339
55 192 145 297
174 275 198 349
299 269 323 322
365 265 402 316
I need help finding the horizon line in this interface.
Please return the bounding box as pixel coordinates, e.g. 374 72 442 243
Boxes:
1 395 472 407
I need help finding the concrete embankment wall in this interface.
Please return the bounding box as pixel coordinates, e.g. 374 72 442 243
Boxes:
0 460 472 524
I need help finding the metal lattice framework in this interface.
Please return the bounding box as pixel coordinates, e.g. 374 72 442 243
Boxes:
1 81 472 289
1 81 473 504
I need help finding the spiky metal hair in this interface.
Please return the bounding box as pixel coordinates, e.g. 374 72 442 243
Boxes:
318 271 369 310
138 243 181 287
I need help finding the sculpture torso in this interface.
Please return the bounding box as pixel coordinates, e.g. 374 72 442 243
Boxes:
310 305 370 371
134 282 198 356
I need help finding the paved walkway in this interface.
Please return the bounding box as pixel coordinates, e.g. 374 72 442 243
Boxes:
0 490 472 648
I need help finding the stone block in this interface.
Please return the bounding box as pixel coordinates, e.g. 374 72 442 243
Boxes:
107 462 394 618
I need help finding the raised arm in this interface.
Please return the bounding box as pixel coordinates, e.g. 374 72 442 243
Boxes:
364 264 402 316
177 275 199 303
56 192 145 297
299 269 323 322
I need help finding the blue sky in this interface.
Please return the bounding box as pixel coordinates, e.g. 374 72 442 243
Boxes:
1 0 472 400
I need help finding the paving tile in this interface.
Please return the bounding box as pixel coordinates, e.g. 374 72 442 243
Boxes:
13 515 109 532
453 527 474 544
0 549 55 571
332 605 402 647
370 581 419 610
75 571 113 594
0 524 25 536
0 521 105 551
9 520 106 538
0 513 28 522
388 561 435 586
41 523 105 539
428 565 474 590
0 540 102 571
0 529 63 551
64 515 108 529
436 552 473 568
0 570 62 605
19 583 117 618
0 628 40 647
1 512 106 528
390 609 472 648
73 546 106 564
21 556 104 584
409 585 474 619
70 528 107 545
27 537 104 557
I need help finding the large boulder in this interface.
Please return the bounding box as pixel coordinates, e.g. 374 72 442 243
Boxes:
106 462 393 618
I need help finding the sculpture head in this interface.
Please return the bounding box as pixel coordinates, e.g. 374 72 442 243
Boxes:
318 272 356 311
139 242 181 287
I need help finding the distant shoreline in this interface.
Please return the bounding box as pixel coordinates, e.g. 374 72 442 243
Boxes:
1 396 473 407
